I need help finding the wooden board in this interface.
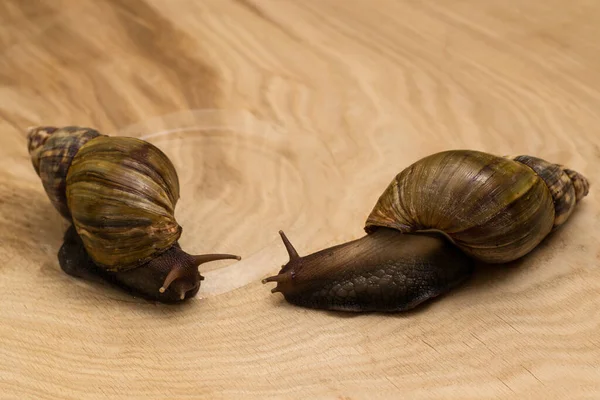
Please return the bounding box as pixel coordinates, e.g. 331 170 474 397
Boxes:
1 1 599 398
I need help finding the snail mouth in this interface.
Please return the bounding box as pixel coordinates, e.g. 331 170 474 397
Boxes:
165 277 202 301
262 271 292 293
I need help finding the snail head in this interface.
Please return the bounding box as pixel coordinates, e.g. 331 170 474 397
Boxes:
262 231 302 295
156 246 242 301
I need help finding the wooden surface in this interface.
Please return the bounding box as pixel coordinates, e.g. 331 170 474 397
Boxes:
1 1 599 399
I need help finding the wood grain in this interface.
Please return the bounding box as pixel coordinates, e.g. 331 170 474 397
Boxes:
1 0 600 399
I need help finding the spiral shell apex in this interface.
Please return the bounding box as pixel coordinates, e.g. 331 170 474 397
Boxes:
512 155 589 230
28 126 103 219
27 126 58 175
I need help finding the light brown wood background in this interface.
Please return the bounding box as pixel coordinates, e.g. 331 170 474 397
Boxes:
1 1 599 399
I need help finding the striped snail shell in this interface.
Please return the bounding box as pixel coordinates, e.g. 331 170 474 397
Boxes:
263 150 590 312
28 126 240 303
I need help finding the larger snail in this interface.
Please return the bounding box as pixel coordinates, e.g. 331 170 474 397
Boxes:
262 150 590 312
28 126 240 303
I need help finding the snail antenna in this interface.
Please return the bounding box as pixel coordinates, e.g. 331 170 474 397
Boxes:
279 230 299 260
159 253 240 294
261 271 291 293
191 253 241 267
159 266 186 294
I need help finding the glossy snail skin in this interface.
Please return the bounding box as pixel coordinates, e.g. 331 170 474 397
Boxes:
263 150 590 312
264 229 473 312
29 126 240 303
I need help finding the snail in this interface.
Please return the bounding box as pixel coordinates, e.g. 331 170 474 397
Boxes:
28 126 241 303
262 150 590 312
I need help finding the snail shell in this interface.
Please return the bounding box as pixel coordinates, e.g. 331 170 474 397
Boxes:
365 150 589 263
66 135 182 270
263 150 590 312
28 126 240 302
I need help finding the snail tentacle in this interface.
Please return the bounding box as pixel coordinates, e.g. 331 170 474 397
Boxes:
160 253 241 294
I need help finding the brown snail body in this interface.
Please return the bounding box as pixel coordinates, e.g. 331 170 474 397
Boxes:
28 126 240 303
263 150 590 312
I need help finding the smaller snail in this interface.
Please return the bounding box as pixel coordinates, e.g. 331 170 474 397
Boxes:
28 126 240 303
263 150 590 312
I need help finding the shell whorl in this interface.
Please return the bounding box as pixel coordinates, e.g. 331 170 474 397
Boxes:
364 150 589 264
65 135 182 271
511 155 590 230
27 126 58 176
28 126 104 219
564 168 590 202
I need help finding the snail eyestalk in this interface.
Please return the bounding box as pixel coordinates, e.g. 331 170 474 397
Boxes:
192 254 242 264
159 252 241 294
279 230 299 260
